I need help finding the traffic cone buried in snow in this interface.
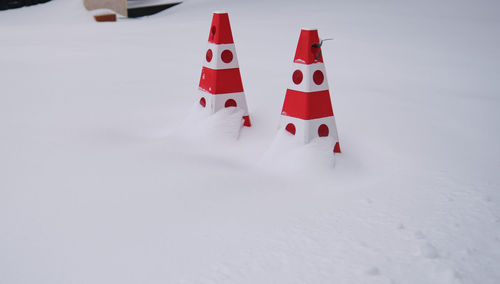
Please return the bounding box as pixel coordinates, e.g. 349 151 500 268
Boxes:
280 28 341 153
198 12 251 127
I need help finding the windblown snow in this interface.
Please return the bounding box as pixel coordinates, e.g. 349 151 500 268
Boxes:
1 0 500 283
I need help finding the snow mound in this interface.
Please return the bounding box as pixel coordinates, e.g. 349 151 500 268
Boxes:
261 129 336 173
176 103 246 142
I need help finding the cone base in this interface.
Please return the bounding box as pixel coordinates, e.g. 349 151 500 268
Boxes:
334 142 341 153
243 115 251 127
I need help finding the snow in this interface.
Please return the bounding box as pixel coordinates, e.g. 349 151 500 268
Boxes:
1 0 500 283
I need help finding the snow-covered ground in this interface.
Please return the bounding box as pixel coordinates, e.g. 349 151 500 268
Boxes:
1 0 500 283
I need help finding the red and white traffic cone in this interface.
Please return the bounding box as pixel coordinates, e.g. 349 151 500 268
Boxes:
198 11 251 127
280 28 341 153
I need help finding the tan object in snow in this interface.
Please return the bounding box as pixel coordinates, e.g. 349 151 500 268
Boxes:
83 0 128 17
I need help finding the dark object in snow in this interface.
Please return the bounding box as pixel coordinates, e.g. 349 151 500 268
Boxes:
127 1 180 18
83 0 182 18
0 0 51 11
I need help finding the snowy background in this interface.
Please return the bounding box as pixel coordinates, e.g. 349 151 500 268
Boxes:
1 0 500 283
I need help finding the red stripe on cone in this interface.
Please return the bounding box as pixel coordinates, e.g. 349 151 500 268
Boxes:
199 67 244 94
294 29 323 64
207 12 234 44
281 89 334 120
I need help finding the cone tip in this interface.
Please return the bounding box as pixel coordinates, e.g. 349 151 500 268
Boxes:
301 27 318 31
213 10 228 14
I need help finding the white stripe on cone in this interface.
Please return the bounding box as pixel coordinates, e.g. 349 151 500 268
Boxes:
288 62 330 93
199 91 249 116
203 43 240 70
280 115 339 144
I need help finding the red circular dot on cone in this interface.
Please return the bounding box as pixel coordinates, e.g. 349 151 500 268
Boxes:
200 97 206 107
285 123 296 135
318 124 329 137
206 49 213 62
225 99 237 108
292 70 303 85
221 50 233 63
313 70 324 85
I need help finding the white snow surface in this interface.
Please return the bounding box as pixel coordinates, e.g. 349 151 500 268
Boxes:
1 0 500 283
